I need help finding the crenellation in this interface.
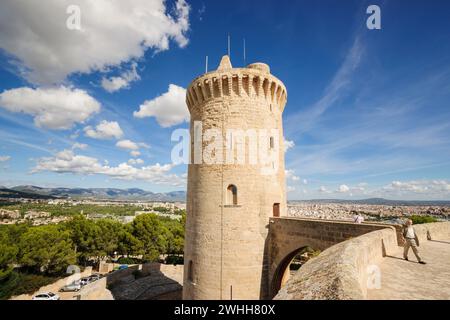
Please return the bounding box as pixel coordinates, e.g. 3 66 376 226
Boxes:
186 65 287 115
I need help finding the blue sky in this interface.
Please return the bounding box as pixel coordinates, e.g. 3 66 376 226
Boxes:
0 0 449 200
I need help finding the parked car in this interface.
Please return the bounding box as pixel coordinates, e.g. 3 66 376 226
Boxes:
88 274 101 282
80 277 92 286
118 265 128 270
59 281 81 292
32 292 60 300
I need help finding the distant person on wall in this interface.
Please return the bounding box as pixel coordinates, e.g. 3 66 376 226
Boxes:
353 213 364 224
403 219 427 264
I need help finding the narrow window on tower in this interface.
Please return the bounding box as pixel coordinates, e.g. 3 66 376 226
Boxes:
270 136 274 149
273 203 280 217
226 184 238 205
188 260 194 282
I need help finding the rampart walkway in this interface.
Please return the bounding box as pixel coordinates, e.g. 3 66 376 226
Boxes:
367 238 450 299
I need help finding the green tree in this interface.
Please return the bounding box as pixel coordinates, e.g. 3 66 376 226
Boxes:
131 214 168 262
0 227 19 281
161 217 185 255
18 225 76 275
410 215 438 224
117 224 142 257
64 215 99 265
93 219 123 262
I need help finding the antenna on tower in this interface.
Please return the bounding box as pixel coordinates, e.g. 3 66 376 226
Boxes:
227 34 231 57
243 38 246 65
205 55 208 73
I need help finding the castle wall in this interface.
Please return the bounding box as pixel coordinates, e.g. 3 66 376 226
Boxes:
273 221 450 300
268 217 393 298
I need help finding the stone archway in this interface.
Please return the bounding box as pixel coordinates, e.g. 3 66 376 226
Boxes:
271 246 320 297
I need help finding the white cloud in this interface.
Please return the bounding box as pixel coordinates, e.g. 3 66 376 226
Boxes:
303 179 308 185
285 169 300 181
84 120 123 140
116 139 139 150
72 142 87 150
128 158 144 165
0 86 100 130
0 156 11 162
134 84 189 127
383 180 450 194
337 184 350 193
101 62 140 93
287 186 296 193
33 149 185 186
319 186 328 193
286 37 364 135
116 139 149 157
0 0 191 84
284 139 295 152
130 150 141 158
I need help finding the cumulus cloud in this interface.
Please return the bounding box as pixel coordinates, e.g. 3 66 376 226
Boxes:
0 86 100 130
72 142 88 150
285 169 300 181
33 149 185 186
0 156 11 162
101 62 140 93
128 158 144 165
134 84 189 127
284 139 295 152
337 184 350 193
319 186 328 193
0 0 191 84
287 186 296 193
383 180 450 195
84 120 123 140
116 139 149 157
116 139 140 150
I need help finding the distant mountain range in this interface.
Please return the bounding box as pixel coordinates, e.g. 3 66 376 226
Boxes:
0 185 186 202
1 186 448 205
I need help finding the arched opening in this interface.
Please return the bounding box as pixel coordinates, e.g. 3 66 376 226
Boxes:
271 246 321 297
226 184 238 205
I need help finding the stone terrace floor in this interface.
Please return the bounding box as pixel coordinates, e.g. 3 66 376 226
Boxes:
367 238 450 300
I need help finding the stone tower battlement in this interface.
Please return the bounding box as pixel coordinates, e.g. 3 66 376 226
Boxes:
186 56 287 115
183 55 288 300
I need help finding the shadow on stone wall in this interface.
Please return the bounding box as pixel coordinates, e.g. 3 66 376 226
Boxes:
106 263 183 300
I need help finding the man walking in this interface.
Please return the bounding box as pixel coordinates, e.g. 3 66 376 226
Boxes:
353 213 364 224
402 219 426 264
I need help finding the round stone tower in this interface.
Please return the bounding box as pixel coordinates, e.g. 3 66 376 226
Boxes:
183 55 288 300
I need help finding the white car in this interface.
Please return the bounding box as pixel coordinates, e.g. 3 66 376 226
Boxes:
60 281 82 292
88 274 101 282
32 292 60 300
80 277 92 286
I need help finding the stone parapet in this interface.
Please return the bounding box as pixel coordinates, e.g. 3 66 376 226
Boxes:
274 221 450 300
274 227 398 300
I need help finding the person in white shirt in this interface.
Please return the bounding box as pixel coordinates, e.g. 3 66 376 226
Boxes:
353 213 364 224
402 219 426 264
